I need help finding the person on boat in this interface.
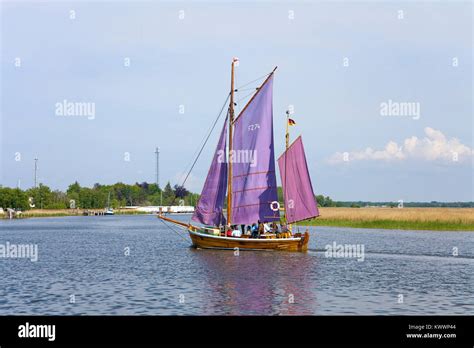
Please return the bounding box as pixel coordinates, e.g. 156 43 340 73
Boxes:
226 225 233 237
220 225 227 236
257 221 264 236
250 223 259 238
240 224 246 234
271 222 279 233
263 221 271 233
246 226 252 235
231 226 242 237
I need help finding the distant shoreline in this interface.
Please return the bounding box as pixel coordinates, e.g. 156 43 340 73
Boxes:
1 209 148 219
2 207 473 232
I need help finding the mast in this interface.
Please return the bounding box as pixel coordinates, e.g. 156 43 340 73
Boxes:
226 65 278 226
227 59 236 225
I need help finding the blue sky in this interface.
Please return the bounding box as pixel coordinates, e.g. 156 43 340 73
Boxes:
1 1 472 201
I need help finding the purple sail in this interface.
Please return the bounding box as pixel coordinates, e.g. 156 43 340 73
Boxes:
277 136 319 224
192 118 228 226
231 75 280 225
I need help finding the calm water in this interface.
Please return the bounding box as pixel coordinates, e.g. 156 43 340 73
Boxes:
0 215 472 315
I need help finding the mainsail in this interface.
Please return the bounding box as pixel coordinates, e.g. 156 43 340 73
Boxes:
192 117 228 226
277 136 319 224
231 75 280 225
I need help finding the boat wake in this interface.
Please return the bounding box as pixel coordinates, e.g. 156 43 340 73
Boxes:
307 248 474 261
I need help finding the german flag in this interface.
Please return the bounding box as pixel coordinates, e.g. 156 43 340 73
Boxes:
288 118 296 126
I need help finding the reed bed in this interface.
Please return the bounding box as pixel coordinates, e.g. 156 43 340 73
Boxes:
302 207 474 231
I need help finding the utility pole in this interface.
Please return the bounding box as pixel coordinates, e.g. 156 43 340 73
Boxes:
155 147 162 206
155 147 159 188
34 157 38 188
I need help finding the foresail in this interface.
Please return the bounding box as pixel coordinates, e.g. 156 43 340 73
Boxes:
192 117 228 226
231 75 280 225
277 136 319 224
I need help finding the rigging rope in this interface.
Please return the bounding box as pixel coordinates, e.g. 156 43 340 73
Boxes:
158 216 189 242
236 72 271 90
236 90 257 104
180 94 230 180
235 87 258 92
168 93 230 209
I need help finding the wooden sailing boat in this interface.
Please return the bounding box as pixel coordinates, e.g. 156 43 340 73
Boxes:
158 59 319 252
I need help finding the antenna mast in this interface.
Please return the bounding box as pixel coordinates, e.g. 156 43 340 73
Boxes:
34 157 38 188
155 147 162 206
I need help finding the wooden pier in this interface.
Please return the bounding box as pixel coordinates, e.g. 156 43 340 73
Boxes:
82 210 107 216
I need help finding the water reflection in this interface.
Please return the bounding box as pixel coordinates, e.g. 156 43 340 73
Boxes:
191 249 318 315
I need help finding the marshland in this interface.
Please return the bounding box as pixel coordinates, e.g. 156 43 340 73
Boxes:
302 207 474 231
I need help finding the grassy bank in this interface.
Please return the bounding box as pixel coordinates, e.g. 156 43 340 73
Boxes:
300 207 474 231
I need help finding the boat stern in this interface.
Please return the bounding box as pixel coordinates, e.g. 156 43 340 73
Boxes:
298 231 310 252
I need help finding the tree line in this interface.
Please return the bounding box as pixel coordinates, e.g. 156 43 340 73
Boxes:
0 182 198 210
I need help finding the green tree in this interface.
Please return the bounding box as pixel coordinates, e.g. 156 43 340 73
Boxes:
173 185 189 199
67 192 80 208
48 190 68 209
26 184 53 209
147 183 160 195
67 181 81 195
163 182 175 205
0 187 29 210
324 196 335 207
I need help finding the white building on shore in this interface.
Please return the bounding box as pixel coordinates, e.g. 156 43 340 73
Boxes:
121 206 194 214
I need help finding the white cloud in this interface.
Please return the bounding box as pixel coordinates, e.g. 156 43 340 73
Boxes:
329 127 473 164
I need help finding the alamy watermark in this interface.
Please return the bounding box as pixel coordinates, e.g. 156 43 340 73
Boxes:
325 241 365 262
217 149 257 167
0 242 38 262
18 322 55 341
55 99 95 120
380 99 420 120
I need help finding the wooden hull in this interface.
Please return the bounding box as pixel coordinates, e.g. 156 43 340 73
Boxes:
157 214 310 252
188 226 310 252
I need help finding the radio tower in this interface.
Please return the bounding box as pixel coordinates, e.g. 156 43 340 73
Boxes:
155 147 159 188
155 147 162 206
34 157 38 188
